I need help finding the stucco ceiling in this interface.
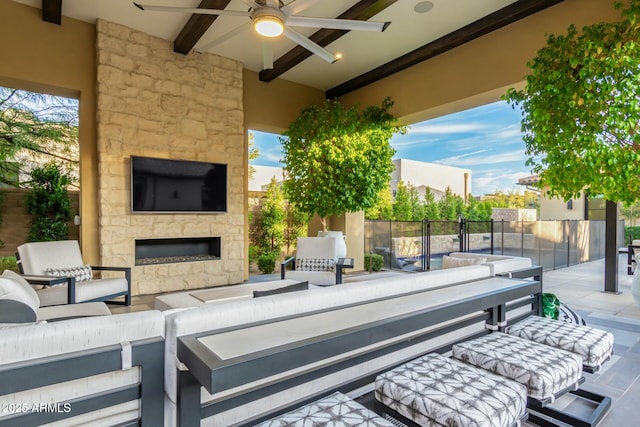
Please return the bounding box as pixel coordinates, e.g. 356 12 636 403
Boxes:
15 0 533 92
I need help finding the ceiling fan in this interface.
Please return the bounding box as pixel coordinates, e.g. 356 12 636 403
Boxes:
133 0 391 69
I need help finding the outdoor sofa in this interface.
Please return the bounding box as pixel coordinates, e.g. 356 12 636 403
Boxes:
0 252 540 426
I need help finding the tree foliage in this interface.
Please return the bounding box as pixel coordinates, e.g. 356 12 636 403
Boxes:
503 0 640 204
247 132 259 180
256 177 286 254
281 97 404 230
25 163 73 242
0 87 79 187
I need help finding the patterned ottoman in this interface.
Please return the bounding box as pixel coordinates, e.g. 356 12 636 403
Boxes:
452 332 583 403
255 392 395 427
375 353 528 427
504 315 613 372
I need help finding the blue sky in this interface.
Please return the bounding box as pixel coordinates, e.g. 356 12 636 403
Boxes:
250 100 532 196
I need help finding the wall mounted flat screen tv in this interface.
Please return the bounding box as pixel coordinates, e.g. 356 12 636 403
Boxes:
131 156 227 213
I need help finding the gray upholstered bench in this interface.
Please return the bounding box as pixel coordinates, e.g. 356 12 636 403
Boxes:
375 353 528 427
504 315 614 373
452 332 611 427
255 392 395 427
452 332 583 403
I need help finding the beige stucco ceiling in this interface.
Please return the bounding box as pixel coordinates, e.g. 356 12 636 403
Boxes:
14 0 518 90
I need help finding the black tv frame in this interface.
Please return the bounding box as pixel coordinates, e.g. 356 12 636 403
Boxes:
130 156 227 214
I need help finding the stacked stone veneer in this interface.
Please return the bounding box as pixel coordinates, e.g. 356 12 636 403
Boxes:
96 20 244 295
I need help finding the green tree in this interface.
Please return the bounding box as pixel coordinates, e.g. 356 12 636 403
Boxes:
283 201 307 257
392 181 412 221
503 0 640 204
438 187 465 220
465 197 493 220
281 97 404 231
257 177 286 254
247 131 259 180
0 87 78 186
365 187 394 220
25 162 73 242
423 186 440 220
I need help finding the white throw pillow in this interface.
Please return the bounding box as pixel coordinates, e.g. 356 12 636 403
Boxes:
442 255 487 269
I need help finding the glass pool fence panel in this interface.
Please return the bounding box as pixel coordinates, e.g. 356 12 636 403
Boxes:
364 219 614 272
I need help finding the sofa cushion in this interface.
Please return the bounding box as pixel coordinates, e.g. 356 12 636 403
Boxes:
442 255 487 269
0 272 40 313
375 353 527 427
256 392 395 427
505 315 613 371
452 332 583 401
17 240 85 275
44 264 93 282
254 281 309 298
297 258 336 272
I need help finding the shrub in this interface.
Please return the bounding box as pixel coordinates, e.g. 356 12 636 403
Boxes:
257 252 277 274
364 253 384 272
625 226 640 244
25 163 73 242
0 256 19 273
248 245 260 264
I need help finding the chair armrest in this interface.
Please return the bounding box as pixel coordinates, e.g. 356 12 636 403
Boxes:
90 266 131 284
280 257 296 280
335 258 354 284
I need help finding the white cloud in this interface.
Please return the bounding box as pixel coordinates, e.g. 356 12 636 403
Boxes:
435 149 527 167
407 122 488 134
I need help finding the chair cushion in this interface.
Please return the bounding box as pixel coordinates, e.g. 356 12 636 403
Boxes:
37 277 128 306
44 264 93 282
452 332 583 401
376 353 527 427
255 392 395 427
17 240 85 275
504 315 613 371
296 258 336 272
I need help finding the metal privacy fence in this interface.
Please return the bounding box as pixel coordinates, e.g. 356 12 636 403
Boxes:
365 219 624 272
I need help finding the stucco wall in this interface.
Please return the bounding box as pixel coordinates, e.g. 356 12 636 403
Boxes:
96 20 245 295
0 1 99 262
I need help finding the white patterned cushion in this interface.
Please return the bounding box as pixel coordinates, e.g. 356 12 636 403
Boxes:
504 315 613 371
255 392 395 427
44 265 93 282
375 353 527 427
296 258 336 272
452 332 583 401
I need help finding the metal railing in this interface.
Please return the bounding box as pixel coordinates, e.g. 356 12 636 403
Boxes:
365 219 623 272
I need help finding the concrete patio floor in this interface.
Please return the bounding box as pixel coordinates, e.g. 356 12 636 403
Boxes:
113 255 640 426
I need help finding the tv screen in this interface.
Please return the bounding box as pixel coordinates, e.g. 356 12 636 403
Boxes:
131 156 227 213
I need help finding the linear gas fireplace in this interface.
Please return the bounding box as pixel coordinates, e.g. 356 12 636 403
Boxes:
135 237 221 266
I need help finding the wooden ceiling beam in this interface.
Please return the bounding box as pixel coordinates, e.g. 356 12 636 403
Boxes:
42 0 62 25
326 0 566 99
259 0 397 83
174 0 233 55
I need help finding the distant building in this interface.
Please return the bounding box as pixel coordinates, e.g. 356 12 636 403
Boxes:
517 175 606 220
391 159 471 201
249 165 283 192
251 160 473 202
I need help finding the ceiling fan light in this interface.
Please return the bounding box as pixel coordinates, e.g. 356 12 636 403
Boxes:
254 16 284 37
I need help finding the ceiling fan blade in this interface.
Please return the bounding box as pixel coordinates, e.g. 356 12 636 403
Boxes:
286 16 391 32
283 27 340 64
198 21 252 51
133 3 250 18
262 42 274 70
281 0 322 16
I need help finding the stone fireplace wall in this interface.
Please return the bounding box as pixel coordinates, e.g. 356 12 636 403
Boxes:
95 20 244 295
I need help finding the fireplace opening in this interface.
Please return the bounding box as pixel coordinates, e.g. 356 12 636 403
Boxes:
135 237 221 265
